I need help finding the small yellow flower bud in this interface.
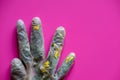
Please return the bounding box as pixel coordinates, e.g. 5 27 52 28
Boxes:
54 50 59 59
33 26 39 30
43 61 50 68
66 56 74 63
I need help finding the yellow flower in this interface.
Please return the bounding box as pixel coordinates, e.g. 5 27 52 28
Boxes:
40 66 47 73
54 50 59 59
52 43 57 48
43 61 50 68
40 61 50 73
33 25 39 30
66 56 74 63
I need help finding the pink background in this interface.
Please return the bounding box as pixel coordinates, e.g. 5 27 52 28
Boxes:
0 0 120 80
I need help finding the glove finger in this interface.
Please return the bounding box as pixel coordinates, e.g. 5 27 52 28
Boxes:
11 58 26 80
30 17 44 65
56 52 75 79
17 19 32 65
40 26 65 75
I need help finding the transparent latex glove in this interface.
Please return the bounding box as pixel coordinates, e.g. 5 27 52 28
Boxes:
11 17 75 80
